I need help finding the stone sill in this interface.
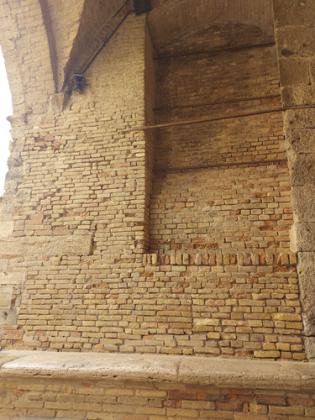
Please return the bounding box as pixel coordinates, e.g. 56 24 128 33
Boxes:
0 350 314 391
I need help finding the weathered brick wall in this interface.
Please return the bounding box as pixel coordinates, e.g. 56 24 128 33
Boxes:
0 0 309 360
0 12 149 352
151 45 287 249
155 46 279 115
144 28 156 251
151 163 291 251
1 375 315 419
144 40 304 359
154 113 285 170
1 1 315 418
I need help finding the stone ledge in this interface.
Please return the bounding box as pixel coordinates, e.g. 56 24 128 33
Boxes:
0 350 314 391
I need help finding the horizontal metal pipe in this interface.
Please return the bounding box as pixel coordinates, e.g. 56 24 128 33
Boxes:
155 159 288 174
123 103 315 133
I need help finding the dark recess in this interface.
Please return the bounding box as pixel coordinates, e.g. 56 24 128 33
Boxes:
133 0 152 15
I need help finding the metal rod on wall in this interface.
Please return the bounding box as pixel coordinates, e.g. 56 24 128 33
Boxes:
123 107 284 132
155 159 288 174
123 103 315 133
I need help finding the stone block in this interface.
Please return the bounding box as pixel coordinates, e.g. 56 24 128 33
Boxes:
277 26 315 58
0 222 14 238
285 128 315 155
304 336 315 360
273 0 315 26
292 184 315 223
311 59 315 84
0 286 13 310
0 309 16 325
298 252 315 336
0 272 25 286
0 235 92 257
287 153 315 186
48 93 66 114
279 58 309 86
284 109 315 129
282 84 315 107
293 223 315 252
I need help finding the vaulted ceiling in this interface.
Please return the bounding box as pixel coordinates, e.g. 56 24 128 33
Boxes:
40 0 275 92
148 0 275 55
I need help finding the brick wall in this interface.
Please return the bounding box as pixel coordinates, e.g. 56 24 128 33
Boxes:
141 40 304 359
1 376 315 419
0 1 315 418
150 163 292 251
151 45 287 251
156 46 279 114
0 14 150 352
0 0 306 359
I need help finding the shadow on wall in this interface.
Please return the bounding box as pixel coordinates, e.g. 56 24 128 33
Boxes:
0 47 12 196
